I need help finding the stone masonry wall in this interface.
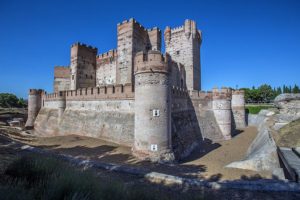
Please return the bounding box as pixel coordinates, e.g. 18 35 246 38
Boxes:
116 19 161 85
165 20 201 90
35 84 135 146
54 66 70 92
170 87 233 159
70 43 97 90
96 50 117 86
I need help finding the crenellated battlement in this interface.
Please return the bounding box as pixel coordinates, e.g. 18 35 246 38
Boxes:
134 50 170 74
147 27 161 32
212 87 232 100
171 86 189 98
44 83 134 102
172 86 232 101
97 49 117 59
170 25 184 33
117 18 148 32
29 89 44 95
232 89 245 95
188 90 213 100
71 42 98 53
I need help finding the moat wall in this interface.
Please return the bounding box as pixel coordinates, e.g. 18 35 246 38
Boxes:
32 85 242 160
34 85 135 146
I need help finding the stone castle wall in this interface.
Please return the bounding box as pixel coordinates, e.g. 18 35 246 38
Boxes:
96 50 117 86
116 19 162 85
165 19 202 90
34 83 135 146
70 43 97 90
54 66 70 92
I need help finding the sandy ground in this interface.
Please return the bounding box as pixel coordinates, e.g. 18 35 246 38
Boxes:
1 126 271 181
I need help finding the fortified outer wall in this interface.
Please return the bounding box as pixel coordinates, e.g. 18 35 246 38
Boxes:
70 43 97 90
34 84 135 146
54 66 70 92
170 87 233 159
96 50 117 86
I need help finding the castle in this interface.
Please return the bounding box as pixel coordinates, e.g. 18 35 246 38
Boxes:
25 19 246 162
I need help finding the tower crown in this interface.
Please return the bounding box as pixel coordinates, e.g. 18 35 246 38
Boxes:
134 50 170 74
71 42 98 53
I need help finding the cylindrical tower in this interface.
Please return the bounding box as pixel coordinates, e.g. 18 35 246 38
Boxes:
212 87 232 140
231 90 246 129
133 50 174 162
25 89 44 129
57 91 66 119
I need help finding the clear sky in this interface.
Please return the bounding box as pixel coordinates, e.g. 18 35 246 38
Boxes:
0 0 299 98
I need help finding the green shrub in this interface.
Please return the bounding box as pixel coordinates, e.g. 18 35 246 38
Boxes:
245 105 273 114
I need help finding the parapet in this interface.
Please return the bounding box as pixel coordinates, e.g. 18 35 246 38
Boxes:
232 89 245 95
164 19 202 42
212 87 232 100
29 89 44 95
134 50 170 74
172 86 189 98
183 87 232 101
44 83 135 102
71 42 98 53
44 91 66 101
97 49 118 60
117 18 148 33
147 27 161 33
188 90 213 100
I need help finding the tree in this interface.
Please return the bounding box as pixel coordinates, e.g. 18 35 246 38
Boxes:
276 87 282 95
0 93 27 108
292 84 300 93
258 84 274 103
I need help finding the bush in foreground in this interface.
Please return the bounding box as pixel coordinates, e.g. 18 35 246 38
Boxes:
1 154 206 200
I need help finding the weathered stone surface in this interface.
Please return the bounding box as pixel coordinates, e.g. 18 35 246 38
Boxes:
274 93 300 103
227 95 300 178
34 100 135 146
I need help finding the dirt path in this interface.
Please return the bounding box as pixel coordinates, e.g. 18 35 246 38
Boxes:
0 125 272 181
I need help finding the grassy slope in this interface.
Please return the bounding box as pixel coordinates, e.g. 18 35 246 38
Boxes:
245 105 274 114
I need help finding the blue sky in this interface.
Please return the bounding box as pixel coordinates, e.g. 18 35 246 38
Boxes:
0 0 299 98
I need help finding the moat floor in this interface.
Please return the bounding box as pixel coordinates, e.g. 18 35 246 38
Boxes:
9 126 271 181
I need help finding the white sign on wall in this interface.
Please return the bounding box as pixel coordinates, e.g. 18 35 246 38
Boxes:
152 109 160 117
150 144 158 151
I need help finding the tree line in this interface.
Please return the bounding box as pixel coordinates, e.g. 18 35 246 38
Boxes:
241 84 300 103
0 93 27 108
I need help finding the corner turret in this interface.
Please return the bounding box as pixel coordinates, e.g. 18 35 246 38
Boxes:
231 90 246 129
133 50 174 162
212 87 232 140
25 89 44 129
